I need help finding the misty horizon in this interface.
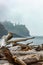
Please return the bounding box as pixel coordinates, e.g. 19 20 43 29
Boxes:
0 0 43 36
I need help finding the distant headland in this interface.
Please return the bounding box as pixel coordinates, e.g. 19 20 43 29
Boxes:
0 21 30 38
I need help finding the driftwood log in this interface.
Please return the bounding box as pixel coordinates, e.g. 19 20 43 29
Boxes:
1 32 35 48
35 44 43 51
1 46 27 65
2 32 13 41
1 46 43 65
0 33 43 65
11 50 43 55
13 42 33 51
7 37 35 43
0 32 13 47
0 32 35 51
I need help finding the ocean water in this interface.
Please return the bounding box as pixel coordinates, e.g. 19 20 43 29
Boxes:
27 36 43 45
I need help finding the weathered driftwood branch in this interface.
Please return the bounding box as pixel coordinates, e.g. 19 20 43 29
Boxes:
1 46 43 65
10 51 36 55
7 43 32 51
26 41 33 45
10 50 43 56
1 46 17 65
1 46 27 65
13 56 27 65
7 37 35 43
9 43 43 51
2 32 13 41
12 42 32 51
0 32 13 47
12 41 33 46
13 53 43 64
31 62 43 65
0 33 34 49
35 44 43 51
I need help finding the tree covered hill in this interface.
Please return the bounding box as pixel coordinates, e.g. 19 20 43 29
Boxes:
0 23 8 38
2 21 30 37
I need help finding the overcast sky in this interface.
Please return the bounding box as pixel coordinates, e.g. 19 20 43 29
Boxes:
0 0 43 36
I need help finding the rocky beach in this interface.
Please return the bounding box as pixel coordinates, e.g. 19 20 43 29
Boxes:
0 33 43 65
